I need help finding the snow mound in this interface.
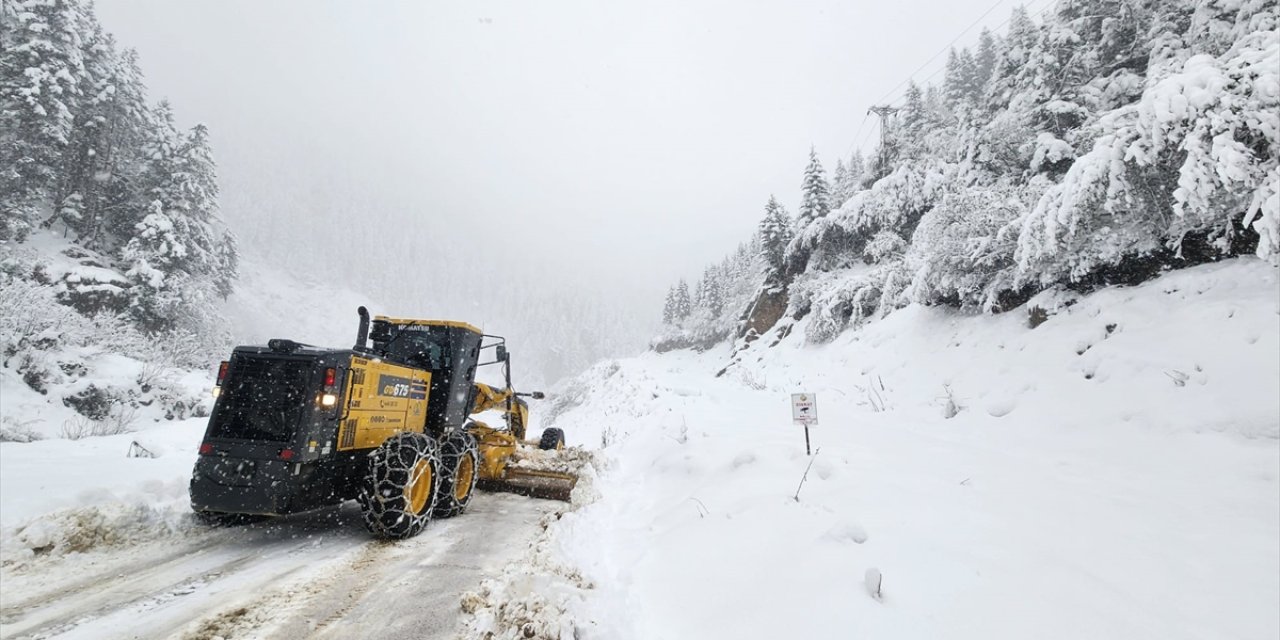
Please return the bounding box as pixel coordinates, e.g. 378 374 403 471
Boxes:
509 445 599 476
2 500 194 567
457 456 605 639
458 510 597 640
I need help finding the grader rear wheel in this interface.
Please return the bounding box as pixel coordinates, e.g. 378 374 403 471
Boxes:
434 431 480 518
357 431 440 539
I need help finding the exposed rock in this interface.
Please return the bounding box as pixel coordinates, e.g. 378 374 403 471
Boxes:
738 283 789 340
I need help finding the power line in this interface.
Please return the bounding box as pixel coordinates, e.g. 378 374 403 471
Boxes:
871 0 1008 106
841 112 872 161
881 0 1059 109
839 0 1060 165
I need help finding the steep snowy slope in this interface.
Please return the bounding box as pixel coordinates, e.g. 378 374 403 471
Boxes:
505 258 1279 640
0 257 383 528
219 257 383 349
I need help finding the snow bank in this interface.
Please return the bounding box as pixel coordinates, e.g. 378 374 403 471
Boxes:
0 419 205 565
523 258 1279 639
458 454 606 640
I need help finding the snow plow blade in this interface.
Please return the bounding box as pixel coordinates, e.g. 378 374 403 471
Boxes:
478 468 577 502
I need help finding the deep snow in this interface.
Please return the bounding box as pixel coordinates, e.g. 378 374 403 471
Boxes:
522 258 1279 640
1 258 1276 640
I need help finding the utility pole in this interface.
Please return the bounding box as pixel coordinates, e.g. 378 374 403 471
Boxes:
867 105 899 176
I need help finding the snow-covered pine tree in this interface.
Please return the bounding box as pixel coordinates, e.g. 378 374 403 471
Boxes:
984 5 1039 116
832 151 866 207
848 149 867 189
831 159 851 209
797 147 831 226
974 28 998 99
662 286 677 325
899 82 928 156
213 231 239 299
123 104 234 330
702 266 725 316
54 18 113 241
943 49 964 108
673 280 692 320
758 195 793 276
0 0 89 240
93 47 151 251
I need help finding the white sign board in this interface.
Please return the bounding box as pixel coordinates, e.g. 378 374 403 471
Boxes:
791 392 817 426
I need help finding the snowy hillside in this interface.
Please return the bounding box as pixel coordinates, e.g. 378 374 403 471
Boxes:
495 258 1279 639
219 256 383 349
0 250 383 528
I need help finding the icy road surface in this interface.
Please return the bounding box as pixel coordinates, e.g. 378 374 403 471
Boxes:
0 494 554 640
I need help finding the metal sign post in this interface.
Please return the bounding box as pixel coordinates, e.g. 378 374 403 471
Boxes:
791 393 818 455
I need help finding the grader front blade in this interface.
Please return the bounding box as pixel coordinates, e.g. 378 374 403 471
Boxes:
478 467 577 502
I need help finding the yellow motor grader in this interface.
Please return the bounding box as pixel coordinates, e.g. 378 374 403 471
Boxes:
189 307 575 539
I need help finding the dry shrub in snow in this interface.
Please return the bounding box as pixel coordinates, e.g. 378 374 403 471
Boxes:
59 404 138 440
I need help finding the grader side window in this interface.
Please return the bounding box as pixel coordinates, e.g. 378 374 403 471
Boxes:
376 327 453 371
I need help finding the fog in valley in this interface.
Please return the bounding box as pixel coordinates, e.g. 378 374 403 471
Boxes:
91 0 1006 385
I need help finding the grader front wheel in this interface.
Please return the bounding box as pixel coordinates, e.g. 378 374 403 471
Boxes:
538 427 565 451
434 431 480 518
357 431 440 539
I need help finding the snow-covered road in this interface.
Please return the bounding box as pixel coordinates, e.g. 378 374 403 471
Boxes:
0 494 554 640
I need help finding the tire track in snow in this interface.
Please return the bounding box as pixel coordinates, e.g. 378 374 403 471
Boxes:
0 506 367 640
0 536 215 624
1 548 265 639
0 495 555 640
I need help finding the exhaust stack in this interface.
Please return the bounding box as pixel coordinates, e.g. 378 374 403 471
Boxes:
355 306 370 352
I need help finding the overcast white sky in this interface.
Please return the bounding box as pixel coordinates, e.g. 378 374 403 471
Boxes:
95 0 1021 299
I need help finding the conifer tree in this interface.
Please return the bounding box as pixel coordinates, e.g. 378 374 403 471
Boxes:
673 280 692 320
848 149 867 189
0 0 88 240
975 28 998 97
758 195 793 275
830 159 850 209
702 266 724 316
900 82 928 155
797 147 831 225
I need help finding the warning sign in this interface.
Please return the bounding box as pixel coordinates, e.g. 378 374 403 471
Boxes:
791 393 818 426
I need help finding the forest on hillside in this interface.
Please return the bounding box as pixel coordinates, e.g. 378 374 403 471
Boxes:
0 0 651 396
1 0 239 437
1 0 237 348
659 0 1278 350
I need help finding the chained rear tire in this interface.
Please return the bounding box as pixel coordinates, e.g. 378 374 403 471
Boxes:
357 431 440 539
434 431 480 518
538 427 565 450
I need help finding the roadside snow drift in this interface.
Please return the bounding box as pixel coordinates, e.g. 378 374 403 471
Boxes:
531 259 1279 640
